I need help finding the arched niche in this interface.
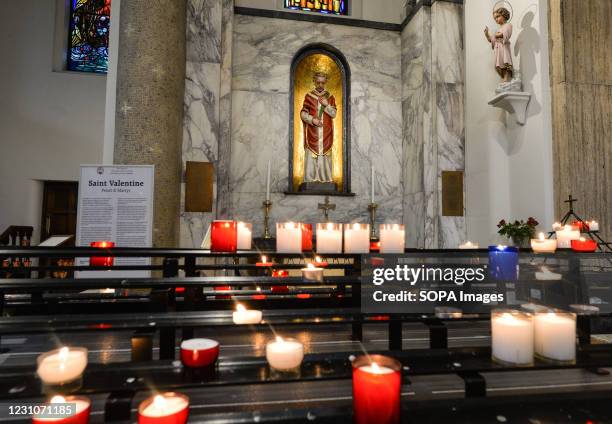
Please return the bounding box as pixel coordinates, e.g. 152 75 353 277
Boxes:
287 43 352 195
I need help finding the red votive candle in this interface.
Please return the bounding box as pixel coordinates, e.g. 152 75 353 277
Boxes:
180 338 219 368
301 224 313 251
211 220 237 252
571 237 597 252
271 285 289 293
370 241 381 251
272 270 289 278
570 220 590 232
138 392 189 424
90 241 115 267
352 354 402 424
32 395 91 424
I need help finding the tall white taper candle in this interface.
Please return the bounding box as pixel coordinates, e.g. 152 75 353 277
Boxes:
371 166 375 203
266 160 271 201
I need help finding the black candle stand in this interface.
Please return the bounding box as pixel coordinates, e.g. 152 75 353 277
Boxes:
547 194 611 252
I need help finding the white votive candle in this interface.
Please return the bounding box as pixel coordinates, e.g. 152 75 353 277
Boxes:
531 232 557 253
458 241 479 249
491 311 534 366
535 312 576 363
266 336 304 371
343 223 370 253
236 222 252 250
556 225 580 248
379 224 405 253
32 395 91 424
302 262 324 282
276 222 302 253
552 222 562 231
232 303 262 325
36 347 88 385
588 220 599 231
316 223 343 253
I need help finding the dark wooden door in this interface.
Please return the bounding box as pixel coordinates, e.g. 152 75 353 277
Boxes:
40 181 78 242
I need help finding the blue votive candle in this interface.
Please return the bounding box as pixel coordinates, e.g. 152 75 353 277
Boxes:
488 245 519 280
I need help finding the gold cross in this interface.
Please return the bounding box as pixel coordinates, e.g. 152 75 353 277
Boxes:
318 196 336 222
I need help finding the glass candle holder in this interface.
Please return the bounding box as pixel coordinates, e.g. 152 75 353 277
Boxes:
534 310 576 364
379 224 405 253
138 392 189 424
301 223 313 251
265 336 304 371
236 222 252 250
343 223 370 253
32 395 91 424
37 347 88 386
571 237 597 252
211 220 237 252
316 223 342 253
555 225 580 248
530 232 557 253
352 354 401 424
90 241 115 267
488 245 519 281
276 222 302 253
491 309 534 366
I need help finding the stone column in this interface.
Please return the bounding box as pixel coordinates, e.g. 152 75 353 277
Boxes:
114 0 186 247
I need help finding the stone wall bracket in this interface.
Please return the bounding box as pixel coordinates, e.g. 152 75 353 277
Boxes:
488 91 531 125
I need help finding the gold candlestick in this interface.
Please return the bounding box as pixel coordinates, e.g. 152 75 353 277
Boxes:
262 200 272 239
368 202 378 240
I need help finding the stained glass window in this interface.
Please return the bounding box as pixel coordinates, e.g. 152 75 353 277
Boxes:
67 0 111 73
284 0 347 15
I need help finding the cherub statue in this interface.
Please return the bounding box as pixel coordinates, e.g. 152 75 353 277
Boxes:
484 4 521 93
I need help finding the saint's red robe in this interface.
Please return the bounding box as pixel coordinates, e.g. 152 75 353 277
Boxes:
301 91 336 155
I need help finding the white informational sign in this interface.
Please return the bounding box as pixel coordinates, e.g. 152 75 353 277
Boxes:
75 165 154 278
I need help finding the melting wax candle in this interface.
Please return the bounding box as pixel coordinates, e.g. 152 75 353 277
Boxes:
491 310 534 366
301 262 324 282
352 355 401 424
232 303 262 325
531 232 557 253
138 393 189 424
265 336 304 371
37 347 88 386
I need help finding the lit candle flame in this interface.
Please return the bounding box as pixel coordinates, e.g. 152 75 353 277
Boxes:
276 336 284 343
307 263 316 269
315 256 322 263
579 237 585 242
58 347 69 361
353 223 360 230
236 303 246 312
286 222 295 229
497 244 506 250
564 225 572 231
261 255 267 263
371 362 381 373
50 396 66 404
256 287 261 292
538 232 545 241
326 222 334 231
224 222 230 228
153 395 166 411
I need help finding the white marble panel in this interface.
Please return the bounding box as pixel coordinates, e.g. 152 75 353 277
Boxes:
432 1 464 84
232 15 401 102
183 61 220 163
187 0 222 63
230 90 290 195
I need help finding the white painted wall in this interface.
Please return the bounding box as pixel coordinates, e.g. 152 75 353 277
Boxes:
235 0 406 23
0 0 107 243
464 0 554 245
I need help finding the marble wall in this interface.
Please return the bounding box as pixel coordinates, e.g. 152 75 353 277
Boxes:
229 15 403 238
401 2 466 248
180 2 466 248
180 0 233 247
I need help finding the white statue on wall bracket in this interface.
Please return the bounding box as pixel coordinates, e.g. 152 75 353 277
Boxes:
485 1 531 125
484 1 522 93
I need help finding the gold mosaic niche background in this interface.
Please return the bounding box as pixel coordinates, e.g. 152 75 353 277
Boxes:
292 53 344 190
